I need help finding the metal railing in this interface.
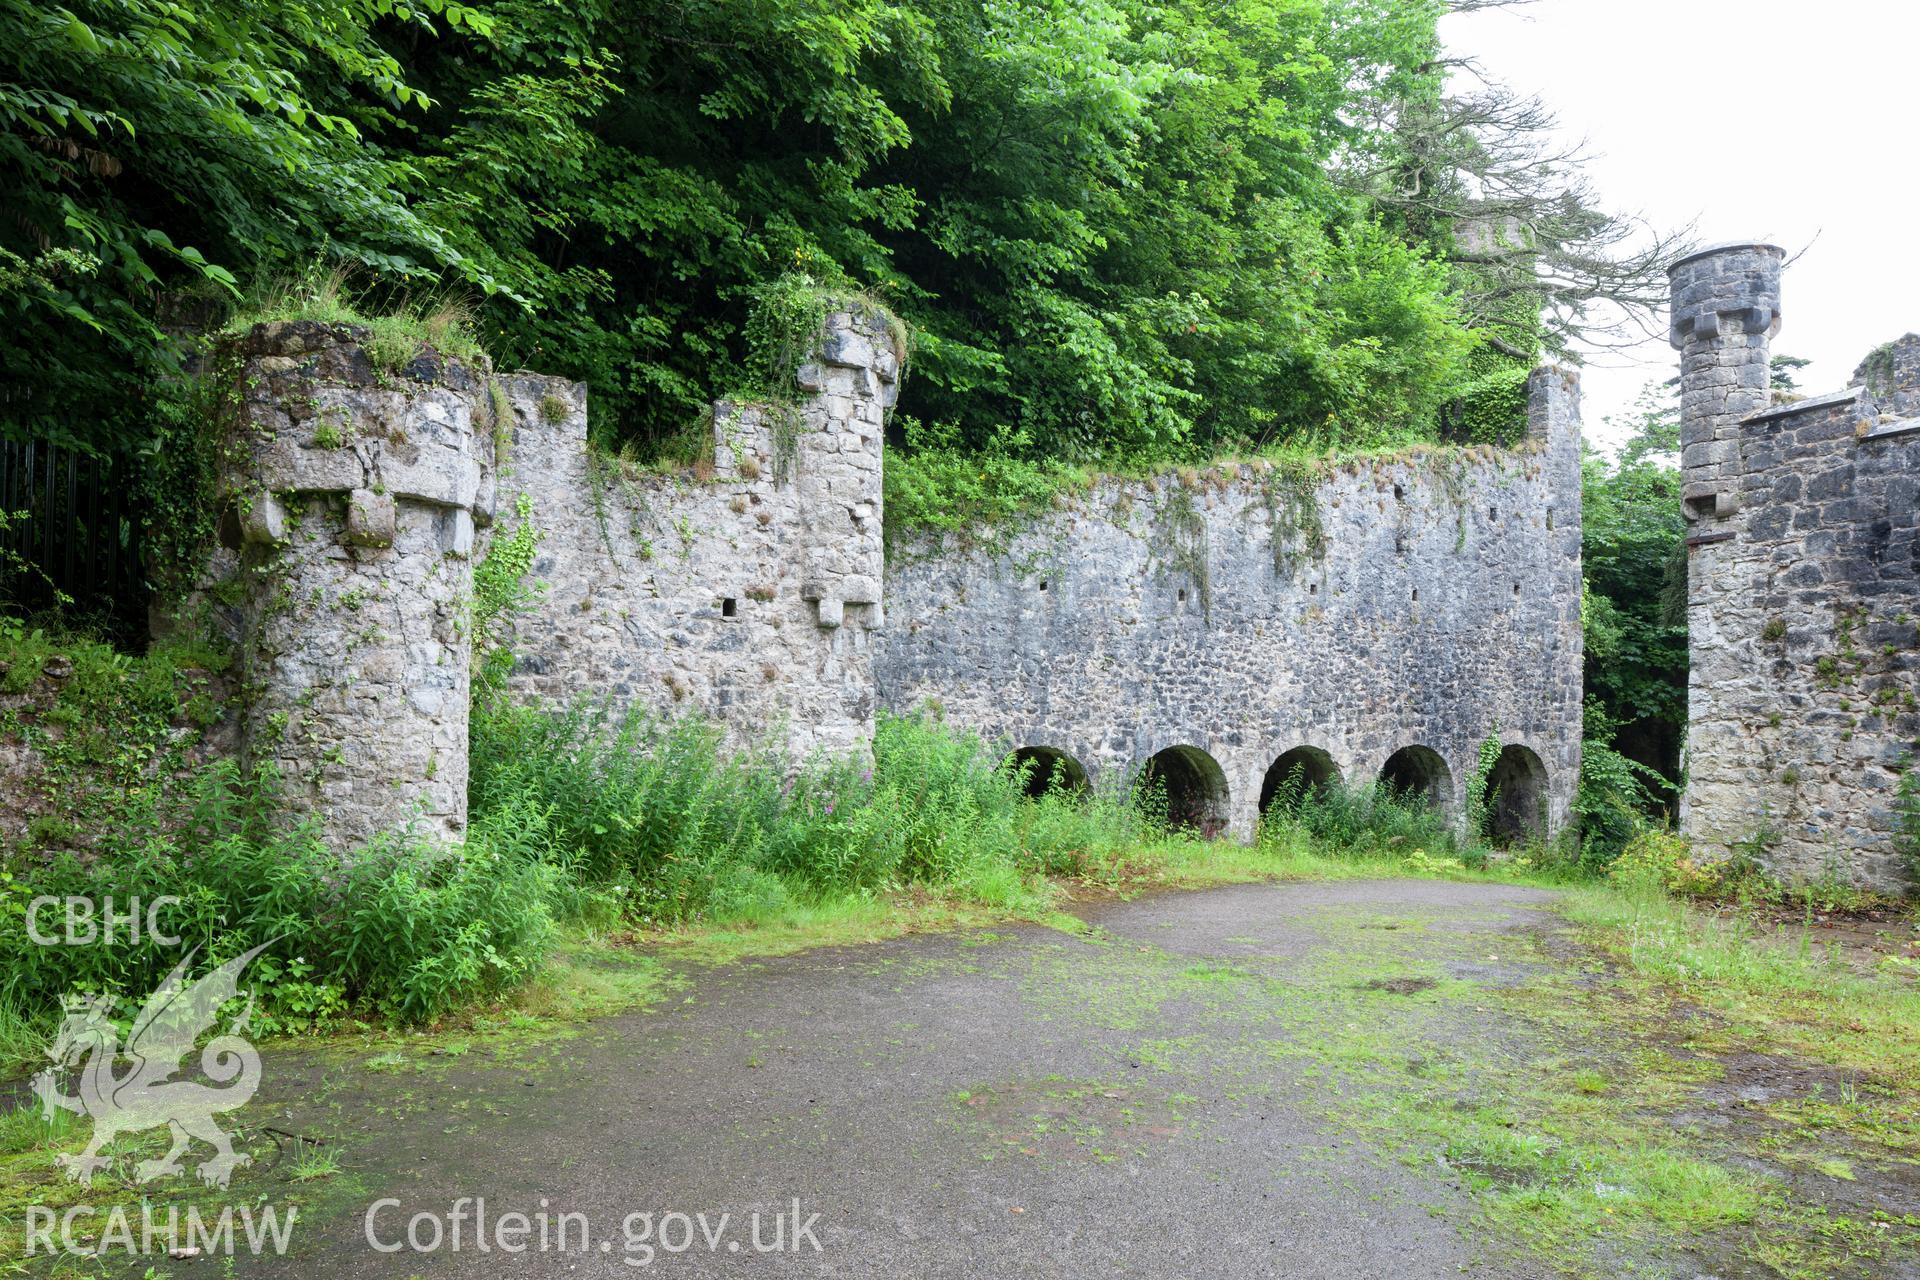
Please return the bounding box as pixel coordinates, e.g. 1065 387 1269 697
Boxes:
0 437 144 627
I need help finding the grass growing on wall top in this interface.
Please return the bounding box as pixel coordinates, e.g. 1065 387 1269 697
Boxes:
884 420 1545 557
219 265 488 370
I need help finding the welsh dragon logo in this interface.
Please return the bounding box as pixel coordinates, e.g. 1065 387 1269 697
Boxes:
31 944 270 1189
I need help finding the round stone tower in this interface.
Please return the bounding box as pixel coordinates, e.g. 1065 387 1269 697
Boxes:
1667 243 1784 523
215 320 496 848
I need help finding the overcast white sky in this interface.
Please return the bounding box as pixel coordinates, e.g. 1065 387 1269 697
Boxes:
1438 0 1920 443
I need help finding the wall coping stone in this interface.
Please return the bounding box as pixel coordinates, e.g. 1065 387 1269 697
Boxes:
1860 417 1920 443
1741 385 1865 425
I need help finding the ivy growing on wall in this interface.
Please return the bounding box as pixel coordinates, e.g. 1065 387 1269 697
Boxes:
1259 459 1327 576
471 493 542 702
1149 481 1210 620
1465 730 1503 843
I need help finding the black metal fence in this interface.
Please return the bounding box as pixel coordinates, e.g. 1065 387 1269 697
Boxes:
0 438 145 629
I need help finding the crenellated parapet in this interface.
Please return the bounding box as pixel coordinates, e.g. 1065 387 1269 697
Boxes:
496 305 898 764
166 300 1587 866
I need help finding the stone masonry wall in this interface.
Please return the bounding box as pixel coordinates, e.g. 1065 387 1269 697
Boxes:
875 368 1585 843
494 307 897 762
197 307 1585 857
1675 245 1920 890
210 322 495 847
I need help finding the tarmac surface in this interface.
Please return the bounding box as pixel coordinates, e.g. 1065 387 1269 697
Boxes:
239 879 1570 1278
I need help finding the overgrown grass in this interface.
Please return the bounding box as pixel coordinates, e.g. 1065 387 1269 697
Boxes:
6 621 1910 1095
223 264 485 369
1258 773 1493 868
1563 876 1920 1084
1 763 569 1060
469 702 1152 923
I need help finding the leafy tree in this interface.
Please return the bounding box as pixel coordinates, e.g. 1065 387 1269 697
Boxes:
398 0 1477 459
1341 0 1692 363
5 0 1631 478
405 0 951 449
1581 381 1686 811
0 0 493 452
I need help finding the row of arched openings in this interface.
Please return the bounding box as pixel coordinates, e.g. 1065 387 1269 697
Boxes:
1005 741 1548 843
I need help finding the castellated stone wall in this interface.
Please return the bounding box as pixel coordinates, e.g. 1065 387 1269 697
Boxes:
208 321 496 848
199 306 1585 857
875 368 1585 843
1675 244 1920 890
492 307 897 762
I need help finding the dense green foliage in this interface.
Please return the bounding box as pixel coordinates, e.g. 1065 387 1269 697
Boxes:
1260 771 1493 870
0 615 564 1032
2 766 562 1029
0 0 495 451
469 703 1148 921
1582 387 1687 770
5 0 1553 473
1576 384 1688 860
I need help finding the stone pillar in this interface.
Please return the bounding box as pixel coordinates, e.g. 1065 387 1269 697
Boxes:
217 321 495 848
1668 244 1784 523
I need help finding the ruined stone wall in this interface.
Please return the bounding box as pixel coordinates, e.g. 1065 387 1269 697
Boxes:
196 307 1585 857
1674 243 1920 890
874 368 1585 842
207 322 496 847
493 307 897 762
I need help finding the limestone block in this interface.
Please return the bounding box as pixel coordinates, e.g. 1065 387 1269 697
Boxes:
346 488 396 549
240 491 288 546
444 509 476 559
254 438 368 494
819 327 876 370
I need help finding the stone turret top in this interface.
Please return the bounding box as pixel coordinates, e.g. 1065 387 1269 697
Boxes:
1666 243 1784 349
221 321 496 531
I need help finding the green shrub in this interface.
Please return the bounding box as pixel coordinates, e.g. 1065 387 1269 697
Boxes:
1607 828 1722 899
2 763 563 1032
468 700 1151 921
1575 737 1673 866
1258 779 1487 868
883 418 1077 554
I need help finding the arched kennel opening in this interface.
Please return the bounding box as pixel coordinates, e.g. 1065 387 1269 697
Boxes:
1378 745 1453 813
1005 746 1089 799
1481 744 1548 845
1258 746 1341 817
1138 745 1230 836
